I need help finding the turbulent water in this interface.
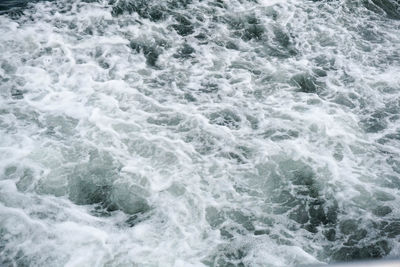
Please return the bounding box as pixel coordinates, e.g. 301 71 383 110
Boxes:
0 0 400 266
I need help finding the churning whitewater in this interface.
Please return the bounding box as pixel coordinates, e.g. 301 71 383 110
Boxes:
1 0 400 266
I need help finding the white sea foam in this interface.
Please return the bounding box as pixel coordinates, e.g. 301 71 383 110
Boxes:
0 0 400 266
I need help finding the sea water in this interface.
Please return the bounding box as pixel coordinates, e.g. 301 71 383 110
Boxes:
0 0 400 266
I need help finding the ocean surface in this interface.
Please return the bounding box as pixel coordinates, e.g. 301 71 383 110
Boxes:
0 0 400 266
